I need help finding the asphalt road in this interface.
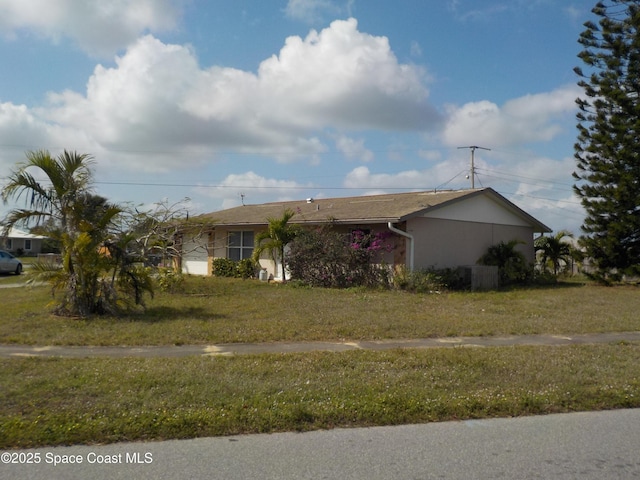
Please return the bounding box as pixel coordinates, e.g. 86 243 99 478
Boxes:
2 409 639 480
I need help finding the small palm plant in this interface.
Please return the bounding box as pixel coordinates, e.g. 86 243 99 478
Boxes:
253 209 298 283
478 239 531 285
1 150 153 316
535 230 575 276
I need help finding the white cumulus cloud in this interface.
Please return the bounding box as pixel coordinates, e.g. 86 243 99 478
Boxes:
196 171 312 209
19 19 437 171
0 0 181 56
442 84 580 147
343 163 469 192
335 135 374 162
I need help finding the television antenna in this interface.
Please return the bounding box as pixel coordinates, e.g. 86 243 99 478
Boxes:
457 146 490 189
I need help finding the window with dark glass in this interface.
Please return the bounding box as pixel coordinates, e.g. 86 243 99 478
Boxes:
228 231 254 260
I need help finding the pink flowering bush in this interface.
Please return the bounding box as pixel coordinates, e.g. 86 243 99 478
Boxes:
350 230 395 255
287 226 394 288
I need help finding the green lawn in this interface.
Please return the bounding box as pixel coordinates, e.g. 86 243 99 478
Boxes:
1 276 639 346
2 345 639 448
1 276 639 448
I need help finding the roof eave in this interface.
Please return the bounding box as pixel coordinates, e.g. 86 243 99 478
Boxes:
210 218 403 228
397 188 552 233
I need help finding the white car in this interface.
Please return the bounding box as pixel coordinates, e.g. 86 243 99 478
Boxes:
0 250 22 274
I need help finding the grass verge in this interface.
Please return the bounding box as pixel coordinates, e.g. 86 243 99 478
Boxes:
1 344 639 448
1 277 639 346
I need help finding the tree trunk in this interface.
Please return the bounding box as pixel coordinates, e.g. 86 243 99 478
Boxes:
280 245 286 283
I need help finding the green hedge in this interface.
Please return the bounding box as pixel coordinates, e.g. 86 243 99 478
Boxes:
211 258 258 279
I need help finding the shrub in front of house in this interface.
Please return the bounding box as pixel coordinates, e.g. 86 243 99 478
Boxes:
392 266 464 293
211 258 258 279
478 240 533 286
287 226 392 288
236 258 258 279
212 258 236 277
155 268 185 293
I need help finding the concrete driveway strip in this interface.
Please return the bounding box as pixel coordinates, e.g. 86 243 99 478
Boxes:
2 409 639 480
1 331 639 357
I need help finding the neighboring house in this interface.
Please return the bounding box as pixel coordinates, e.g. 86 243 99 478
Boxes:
178 188 551 280
1 227 47 256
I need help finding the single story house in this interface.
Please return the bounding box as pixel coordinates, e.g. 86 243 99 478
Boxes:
178 188 551 280
1 227 47 256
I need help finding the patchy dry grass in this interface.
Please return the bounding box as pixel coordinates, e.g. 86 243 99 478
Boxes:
0 277 639 346
2 344 639 448
2 277 639 448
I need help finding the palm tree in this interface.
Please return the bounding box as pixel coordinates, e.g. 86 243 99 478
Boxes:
478 239 530 285
1 150 152 316
253 209 297 283
2 150 94 236
535 230 575 276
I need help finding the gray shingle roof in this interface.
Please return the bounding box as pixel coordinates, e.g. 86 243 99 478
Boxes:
197 188 551 232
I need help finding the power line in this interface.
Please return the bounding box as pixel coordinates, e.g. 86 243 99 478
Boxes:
476 167 575 188
511 192 584 209
435 169 468 191
4 168 578 201
93 181 437 191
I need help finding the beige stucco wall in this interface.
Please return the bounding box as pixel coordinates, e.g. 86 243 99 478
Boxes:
191 216 536 277
212 225 398 280
212 227 278 279
406 217 535 270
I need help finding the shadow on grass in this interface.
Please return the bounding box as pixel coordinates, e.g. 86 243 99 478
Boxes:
0 272 22 278
119 306 228 323
498 280 589 292
553 280 590 289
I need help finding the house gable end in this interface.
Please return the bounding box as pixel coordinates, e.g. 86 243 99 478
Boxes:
420 194 529 226
410 190 550 232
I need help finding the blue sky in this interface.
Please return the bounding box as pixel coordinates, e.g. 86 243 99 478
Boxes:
0 0 592 233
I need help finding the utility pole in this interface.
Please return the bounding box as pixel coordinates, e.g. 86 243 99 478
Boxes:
457 146 490 188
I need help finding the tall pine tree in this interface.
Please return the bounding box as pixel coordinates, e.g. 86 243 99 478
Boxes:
574 0 640 281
